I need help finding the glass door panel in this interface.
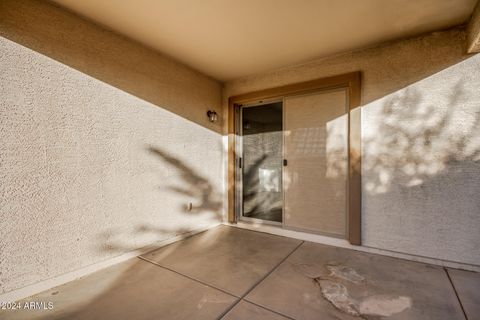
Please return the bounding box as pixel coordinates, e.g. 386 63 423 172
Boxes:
241 102 283 223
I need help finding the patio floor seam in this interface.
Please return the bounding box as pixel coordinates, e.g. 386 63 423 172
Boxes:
138 256 239 298
444 268 468 320
238 299 296 320
216 240 304 320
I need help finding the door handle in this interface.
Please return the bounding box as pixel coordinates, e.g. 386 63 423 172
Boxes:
283 159 288 166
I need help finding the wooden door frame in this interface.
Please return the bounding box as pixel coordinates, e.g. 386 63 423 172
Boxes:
227 71 362 245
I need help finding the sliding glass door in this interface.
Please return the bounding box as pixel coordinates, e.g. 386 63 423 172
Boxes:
236 88 348 236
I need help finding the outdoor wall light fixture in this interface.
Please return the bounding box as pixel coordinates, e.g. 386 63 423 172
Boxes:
207 110 218 122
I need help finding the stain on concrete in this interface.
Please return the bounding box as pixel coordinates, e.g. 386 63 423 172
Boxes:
359 295 412 317
327 264 366 284
295 263 412 318
316 279 361 317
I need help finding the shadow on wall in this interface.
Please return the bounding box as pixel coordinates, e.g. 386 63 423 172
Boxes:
95 145 224 254
147 146 223 216
96 145 277 254
363 81 480 194
325 80 480 194
358 74 480 264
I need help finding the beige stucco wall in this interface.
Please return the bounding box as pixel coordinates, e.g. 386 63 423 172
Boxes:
224 28 480 267
0 0 223 294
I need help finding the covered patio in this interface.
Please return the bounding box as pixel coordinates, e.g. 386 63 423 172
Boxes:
1 0 480 319
3 225 478 319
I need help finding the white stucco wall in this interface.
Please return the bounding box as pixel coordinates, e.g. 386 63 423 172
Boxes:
224 28 480 267
0 1 223 294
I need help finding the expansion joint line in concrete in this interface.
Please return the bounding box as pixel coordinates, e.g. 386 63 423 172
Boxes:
216 241 304 320
444 268 468 320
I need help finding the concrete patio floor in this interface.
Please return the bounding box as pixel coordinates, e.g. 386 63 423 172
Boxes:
1 225 479 320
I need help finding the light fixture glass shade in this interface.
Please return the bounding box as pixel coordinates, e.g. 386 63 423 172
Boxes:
207 110 218 122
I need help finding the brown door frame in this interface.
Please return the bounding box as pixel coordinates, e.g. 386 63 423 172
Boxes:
227 72 362 245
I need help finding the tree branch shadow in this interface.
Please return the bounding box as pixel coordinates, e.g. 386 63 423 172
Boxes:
147 145 223 215
363 80 480 194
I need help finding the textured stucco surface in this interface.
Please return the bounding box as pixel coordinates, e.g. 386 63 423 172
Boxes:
224 28 480 266
467 1 480 53
0 1 223 294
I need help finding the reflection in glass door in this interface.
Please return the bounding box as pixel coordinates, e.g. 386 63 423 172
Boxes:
240 102 283 223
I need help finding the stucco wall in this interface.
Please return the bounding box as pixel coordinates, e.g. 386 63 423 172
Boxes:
0 0 223 294
223 28 480 266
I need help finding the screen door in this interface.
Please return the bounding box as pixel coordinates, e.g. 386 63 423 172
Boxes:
283 88 348 236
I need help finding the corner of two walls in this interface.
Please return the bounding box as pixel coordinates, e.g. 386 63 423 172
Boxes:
223 27 480 268
0 0 225 295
